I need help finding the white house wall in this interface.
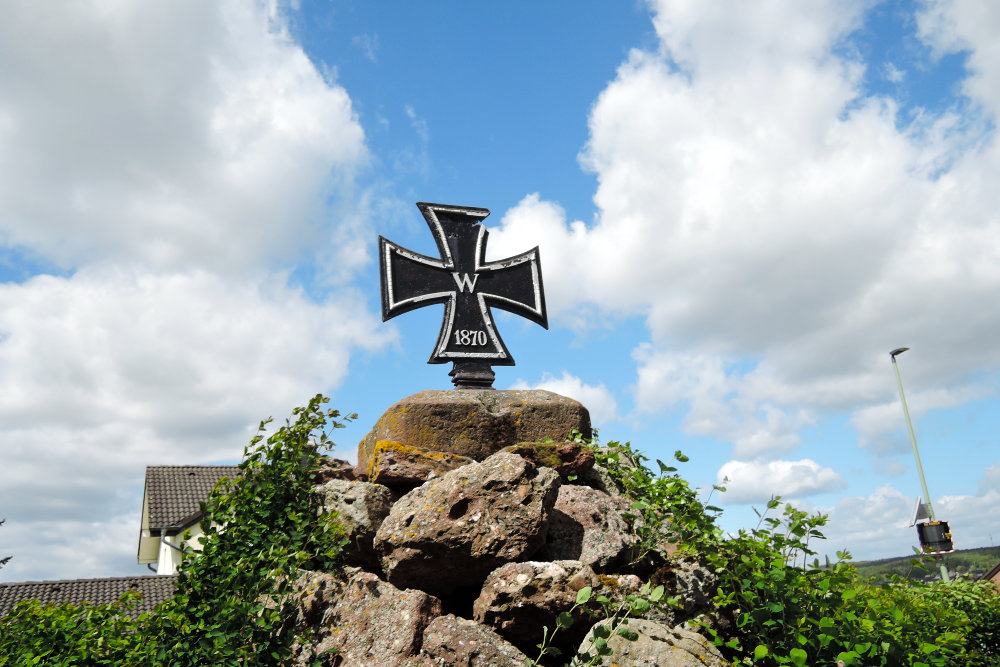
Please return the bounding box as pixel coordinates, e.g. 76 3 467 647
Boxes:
155 524 207 575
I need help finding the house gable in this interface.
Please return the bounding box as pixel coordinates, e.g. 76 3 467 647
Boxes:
138 465 240 573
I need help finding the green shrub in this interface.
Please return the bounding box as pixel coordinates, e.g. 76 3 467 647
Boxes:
0 594 140 666
590 437 1000 667
0 394 352 666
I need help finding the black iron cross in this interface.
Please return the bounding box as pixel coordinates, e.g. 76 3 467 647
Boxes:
379 202 547 388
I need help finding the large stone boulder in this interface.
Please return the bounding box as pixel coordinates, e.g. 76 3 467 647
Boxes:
374 451 560 597
538 484 637 572
415 614 531 666
646 557 720 627
502 439 595 478
314 457 357 483
473 560 641 654
286 568 442 667
358 389 591 472
575 463 625 496
577 619 729 667
313 479 392 568
366 440 475 488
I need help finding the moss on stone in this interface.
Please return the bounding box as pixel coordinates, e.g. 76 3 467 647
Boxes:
368 440 474 481
503 441 565 470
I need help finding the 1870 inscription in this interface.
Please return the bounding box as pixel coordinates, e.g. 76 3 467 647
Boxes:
378 202 548 388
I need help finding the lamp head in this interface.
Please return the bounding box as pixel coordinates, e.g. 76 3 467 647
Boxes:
890 347 910 359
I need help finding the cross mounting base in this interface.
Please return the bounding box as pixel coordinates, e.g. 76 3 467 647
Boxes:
449 362 496 389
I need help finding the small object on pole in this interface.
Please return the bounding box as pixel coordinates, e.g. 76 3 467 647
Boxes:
889 347 951 581
916 520 954 554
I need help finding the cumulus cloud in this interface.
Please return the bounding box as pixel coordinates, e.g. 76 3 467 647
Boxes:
978 464 1000 494
884 62 906 84
0 1 385 581
850 384 992 453
0 268 389 581
717 459 845 504
632 346 813 457
815 484 916 560
491 0 1000 459
917 0 1000 112
511 371 618 427
0 0 367 275
816 467 1000 561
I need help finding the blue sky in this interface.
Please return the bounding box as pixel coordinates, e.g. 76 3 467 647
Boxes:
2 0 1000 582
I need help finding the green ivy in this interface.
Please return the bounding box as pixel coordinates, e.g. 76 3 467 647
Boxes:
588 438 723 561
0 594 140 665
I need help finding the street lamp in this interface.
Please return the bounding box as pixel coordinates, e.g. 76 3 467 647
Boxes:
889 347 952 582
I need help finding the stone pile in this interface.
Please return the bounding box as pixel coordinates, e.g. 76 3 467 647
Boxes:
285 389 728 666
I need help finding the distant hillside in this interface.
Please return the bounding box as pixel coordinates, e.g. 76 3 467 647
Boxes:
853 545 1000 582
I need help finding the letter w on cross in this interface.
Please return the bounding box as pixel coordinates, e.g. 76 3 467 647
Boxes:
452 273 478 293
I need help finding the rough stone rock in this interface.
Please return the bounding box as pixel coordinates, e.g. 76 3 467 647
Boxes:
414 614 531 666
538 485 637 572
286 568 442 667
366 440 475 488
575 463 625 496
577 619 729 667
358 389 591 472
314 479 392 568
374 451 560 597
646 558 719 627
503 440 595 477
314 457 357 483
473 560 641 654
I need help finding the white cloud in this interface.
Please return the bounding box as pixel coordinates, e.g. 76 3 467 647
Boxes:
816 469 1000 561
0 268 389 580
2 514 141 583
0 1 387 582
632 346 813 457
884 62 906 84
717 459 845 504
917 0 1000 113
935 488 1000 552
0 0 367 275
979 464 1000 494
850 384 992 453
511 371 618 427
815 484 915 560
491 0 1000 460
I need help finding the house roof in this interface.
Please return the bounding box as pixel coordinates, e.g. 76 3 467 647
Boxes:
983 560 1000 583
145 465 241 530
0 574 177 618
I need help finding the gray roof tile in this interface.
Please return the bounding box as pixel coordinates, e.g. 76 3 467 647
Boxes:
0 574 177 618
146 465 240 529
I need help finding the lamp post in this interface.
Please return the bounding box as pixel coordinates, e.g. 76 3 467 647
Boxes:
889 347 950 582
